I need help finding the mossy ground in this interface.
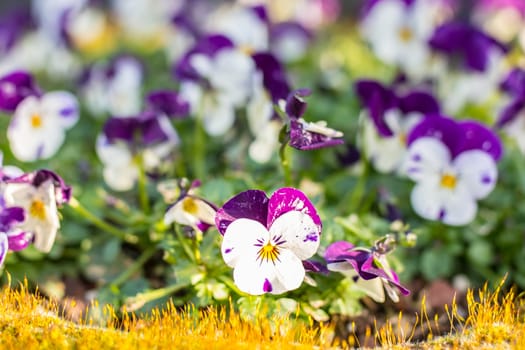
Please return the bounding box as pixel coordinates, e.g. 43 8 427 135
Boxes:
0 279 522 349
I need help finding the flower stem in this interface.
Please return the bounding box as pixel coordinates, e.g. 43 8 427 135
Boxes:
137 153 150 215
174 224 196 263
68 197 138 244
123 282 189 312
110 246 157 288
279 143 293 187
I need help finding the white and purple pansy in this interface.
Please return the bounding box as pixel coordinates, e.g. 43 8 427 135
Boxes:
324 240 410 303
215 188 322 295
355 79 440 173
404 115 503 225
2 169 71 253
96 110 180 191
284 89 344 150
496 68 525 153
0 196 30 267
269 21 313 63
429 21 508 113
174 34 256 136
360 0 447 79
164 179 217 233
7 84 79 162
79 55 144 117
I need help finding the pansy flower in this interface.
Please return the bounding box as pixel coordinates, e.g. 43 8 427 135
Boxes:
404 115 503 225
0 196 30 267
174 34 256 136
355 79 440 173
0 70 41 112
163 179 217 234
324 240 409 302
429 21 507 113
80 55 144 117
2 169 71 253
6 75 79 162
360 0 448 79
215 188 322 295
283 89 344 150
96 108 181 191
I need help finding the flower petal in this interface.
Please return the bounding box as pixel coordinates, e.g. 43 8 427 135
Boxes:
404 137 451 182
324 241 355 262
0 234 7 267
6 230 31 251
267 187 321 228
456 121 503 161
41 91 79 129
269 211 320 260
221 218 268 268
215 190 269 235
454 150 498 199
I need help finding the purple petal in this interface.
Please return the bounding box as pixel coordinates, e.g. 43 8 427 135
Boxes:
146 90 190 119
496 97 525 128
6 231 31 251
267 187 322 229
215 190 269 235
251 4 269 23
324 241 355 262
361 0 415 17
407 114 462 153
0 71 41 112
354 80 397 137
288 119 344 150
285 89 311 119
252 53 291 103
500 68 525 97
0 206 25 231
457 120 503 161
8 169 72 204
397 91 440 115
429 22 507 72
303 259 329 274
263 278 273 292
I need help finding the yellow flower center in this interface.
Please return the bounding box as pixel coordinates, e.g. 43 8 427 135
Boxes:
398 26 413 42
440 173 457 189
238 45 254 56
31 114 42 128
29 200 47 220
182 197 198 215
398 132 407 145
257 243 280 263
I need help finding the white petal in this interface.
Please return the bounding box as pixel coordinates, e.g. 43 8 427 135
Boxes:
404 137 451 181
103 163 139 192
233 254 286 295
95 135 133 167
411 181 478 225
221 218 268 268
355 278 386 303
272 248 306 292
41 91 79 129
454 150 498 199
201 97 236 136
269 211 320 261
0 234 7 266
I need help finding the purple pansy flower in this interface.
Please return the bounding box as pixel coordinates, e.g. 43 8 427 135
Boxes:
324 240 410 302
404 115 502 225
146 90 190 119
163 179 217 234
3 169 71 253
496 68 525 153
216 187 322 295
355 79 440 173
96 111 180 191
284 89 344 150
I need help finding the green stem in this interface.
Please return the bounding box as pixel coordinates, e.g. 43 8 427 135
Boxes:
279 143 293 187
109 247 157 289
174 224 196 263
124 282 189 312
136 153 150 215
346 161 369 213
68 197 138 244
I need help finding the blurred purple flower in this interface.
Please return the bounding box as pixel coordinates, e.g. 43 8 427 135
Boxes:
0 71 41 112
